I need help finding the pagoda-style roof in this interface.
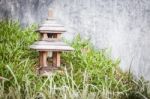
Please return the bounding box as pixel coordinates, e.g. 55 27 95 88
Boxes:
36 18 66 33
30 41 74 51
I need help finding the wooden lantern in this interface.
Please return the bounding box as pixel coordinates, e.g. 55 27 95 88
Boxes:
30 10 74 76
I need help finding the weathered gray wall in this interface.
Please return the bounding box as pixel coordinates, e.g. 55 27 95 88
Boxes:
1 0 150 80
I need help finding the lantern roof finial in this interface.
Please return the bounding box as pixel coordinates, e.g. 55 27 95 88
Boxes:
36 8 66 33
48 8 53 18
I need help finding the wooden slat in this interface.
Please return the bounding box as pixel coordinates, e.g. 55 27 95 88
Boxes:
32 41 66 46
36 30 64 33
30 41 74 51
38 26 66 32
30 44 74 51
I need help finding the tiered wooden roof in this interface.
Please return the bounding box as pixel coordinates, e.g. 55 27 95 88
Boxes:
36 18 66 33
30 41 74 51
30 13 74 51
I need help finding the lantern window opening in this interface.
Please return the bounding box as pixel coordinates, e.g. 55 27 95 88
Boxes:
47 33 58 38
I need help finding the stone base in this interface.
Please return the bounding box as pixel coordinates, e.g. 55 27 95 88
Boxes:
36 66 64 76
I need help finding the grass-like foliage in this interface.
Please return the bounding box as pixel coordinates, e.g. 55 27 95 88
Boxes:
0 21 149 99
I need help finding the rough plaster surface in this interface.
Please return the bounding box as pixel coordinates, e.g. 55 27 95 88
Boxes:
0 0 150 80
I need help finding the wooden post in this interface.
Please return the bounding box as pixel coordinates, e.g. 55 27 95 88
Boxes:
39 51 43 67
41 33 48 40
53 33 61 40
52 52 60 67
39 51 48 67
43 51 48 67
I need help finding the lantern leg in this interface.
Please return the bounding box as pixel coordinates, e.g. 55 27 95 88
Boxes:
43 51 48 67
39 51 43 67
38 51 49 75
52 52 60 67
39 51 48 67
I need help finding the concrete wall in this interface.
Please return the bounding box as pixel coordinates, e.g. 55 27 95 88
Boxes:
1 0 150 80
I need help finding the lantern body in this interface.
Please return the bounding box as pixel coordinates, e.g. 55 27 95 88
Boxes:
30 12 74 76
